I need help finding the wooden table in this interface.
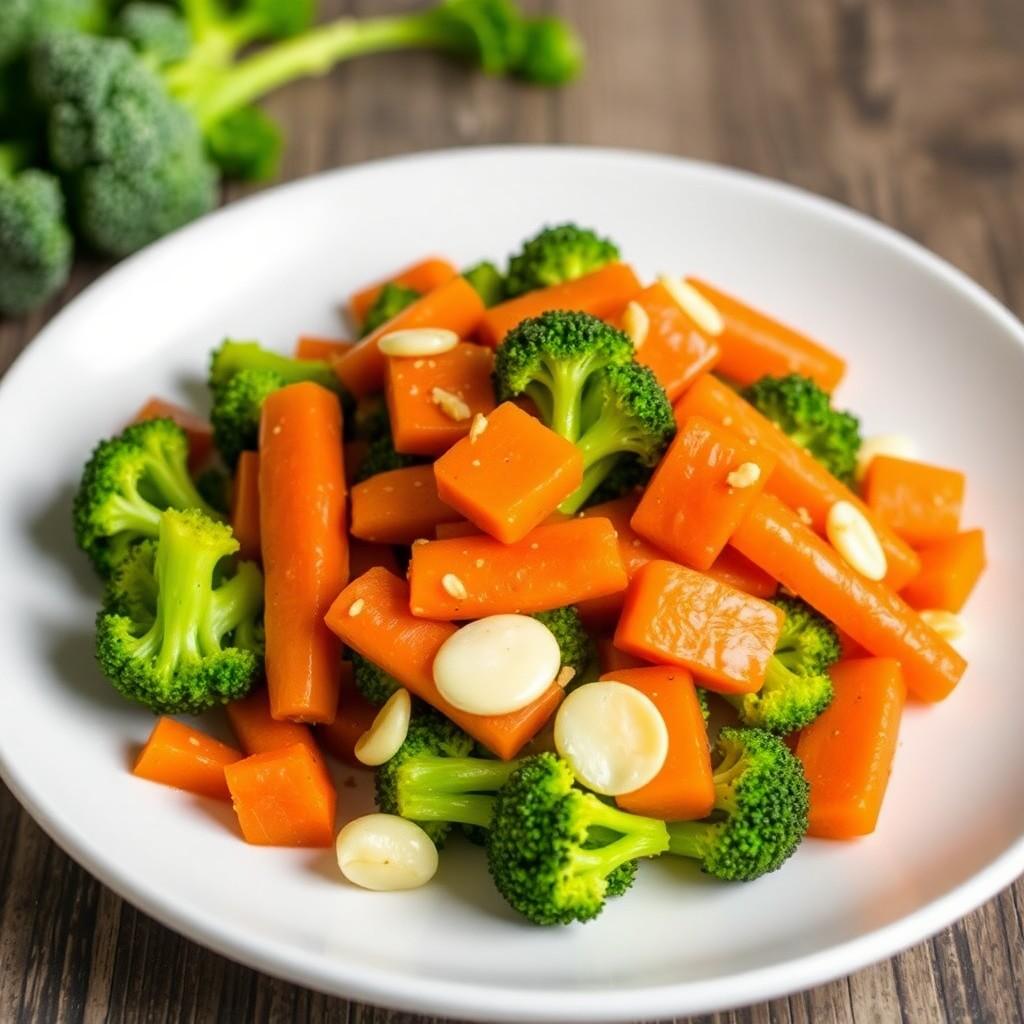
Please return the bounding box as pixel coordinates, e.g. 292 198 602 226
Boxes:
2 1 1022 1020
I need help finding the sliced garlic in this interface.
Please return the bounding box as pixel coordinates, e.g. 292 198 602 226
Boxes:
378 328 459 357
919 609 966 646
658 275 725 336
433 614 560 715
826 500 887 581
855 434 917 483
622 301 650 350
354 688 412 766
336 814 438 891
554 682 668 796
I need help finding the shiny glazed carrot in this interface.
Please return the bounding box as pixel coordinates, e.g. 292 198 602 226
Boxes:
229 450 260 562
294 336 352 361
707 546 778 599
900 530 986 613
350 464 461 545
133 717 242 800
863 455 964 547
348 257 458 324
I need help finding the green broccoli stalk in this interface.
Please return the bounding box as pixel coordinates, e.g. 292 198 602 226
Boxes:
487 753 671 926
73 417 220 577
96 507 264 714
0 142 73 316
360 281 421 337
666 727 809 881
493 310 634 441
743 374 862 485
504 223 619 298
209 338 339 392
351 651 401 707
462 260 505 307
724 596 839 734
531 606 593 683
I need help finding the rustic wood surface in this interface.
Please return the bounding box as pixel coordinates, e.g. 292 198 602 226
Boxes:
2 0 1023 1021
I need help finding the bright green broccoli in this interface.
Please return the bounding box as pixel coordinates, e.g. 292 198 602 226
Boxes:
486 753 670 925
73 417 219 577
531 606 593 683
724 596 839 734
0 142 73 316
462 261 505 307
504 224 619 299
95 507 264 714
665 727 809 881
116 3 193 68
209 338 339 392
743 374 862 485
360 281 420 337
493 310 634 441
375 707 478 845
351 651 401 707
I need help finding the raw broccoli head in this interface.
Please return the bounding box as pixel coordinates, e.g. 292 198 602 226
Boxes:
564 361 675 513
95 507 263 714
487 753 670 925
360 281 421 336
73 417 219 577
0 152 73 316
116 3 192 68
462 260 505 307
351 650 401 707
493 310 634 440
743 373 861 485
666 727 809 881
505 223 619 298
0 0 106 67
203 105 282 181
531 606 593 683
374 707 478 845
209 366 283 468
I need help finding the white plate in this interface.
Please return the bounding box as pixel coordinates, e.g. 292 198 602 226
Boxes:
1 147 1022 1022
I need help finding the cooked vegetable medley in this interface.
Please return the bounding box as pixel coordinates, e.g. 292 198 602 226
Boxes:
73 222 986 926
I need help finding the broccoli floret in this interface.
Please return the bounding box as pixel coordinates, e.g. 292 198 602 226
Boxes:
531 607 593 683
0 0 106 67
203 105 281 181
73 417 220 577
514 16 583 86
505 224 619 298
493 310 634 440
209 367 282 468
725 597 839 734
95 507 263 714
360 281 421 337
116 3 192 68
666 727 809 881
209 338 340 392
743 374 861 485
375 707 478 845
0 143 73 316
487 753 670 925
462 260 505 307
351 651 401 707
103 537 159 625
696 686 710 723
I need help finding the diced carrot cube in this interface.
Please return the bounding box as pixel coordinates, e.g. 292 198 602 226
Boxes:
133 717 242 801
863 455 964 546
294 336 352 361
350 464 461 545
900 529 986 612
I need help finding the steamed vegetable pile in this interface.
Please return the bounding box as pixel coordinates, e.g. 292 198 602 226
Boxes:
75 222 986 925
0 0 583 316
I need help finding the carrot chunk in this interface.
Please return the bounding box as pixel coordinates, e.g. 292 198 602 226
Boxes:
229 450 261 562
603 666 714 821
901 529 986 612
707 546 778 599
133 717 242 800
408 518 628 619
294 336 352 361
325 568 561 759
614 560 784 695
317 662 379 766
225 743 337 847
631 414 776 570
796 658 905 838
433 402 583 544
227 687 320 758
350 464 461 545
386 342 495 455
863 455 964 546
348 257 458 324
131 397 213 470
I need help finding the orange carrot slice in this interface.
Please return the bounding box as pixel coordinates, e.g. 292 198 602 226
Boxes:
227 687 320 759
294 336 353 361
133 717 242 800
348 257 458 324
350 464 461 545
863 455 964 546
901 529 986 613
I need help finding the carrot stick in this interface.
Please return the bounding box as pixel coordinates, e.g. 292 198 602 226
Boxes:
408 518 628 619
133 717 242 800
707 546 778 599
131 397 213 471
863 455 964 547
631 414 776 570
294 336 352 361
614 560 784 695
350 464 461 545
601 666 714 821
796 658 905 838
348 257 458 324
325 568 562 759
225 742 336 847
259 382 349 723
334 277 485 397
685 277 846 391
229 450 261 562
386 342 495 456
477 263 642 348
626 282 721 400
900 529 986 613
433 402 583 543
674 375 920 590
317 662 379 766
730 493 966 701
